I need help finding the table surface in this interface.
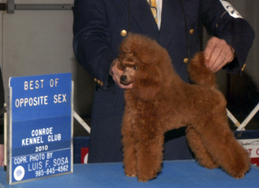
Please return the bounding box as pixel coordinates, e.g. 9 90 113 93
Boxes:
1 160 259 188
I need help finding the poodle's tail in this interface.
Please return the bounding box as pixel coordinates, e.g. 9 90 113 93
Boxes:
188 52 217 87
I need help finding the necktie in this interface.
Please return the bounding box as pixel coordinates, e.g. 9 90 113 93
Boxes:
147 0 158 23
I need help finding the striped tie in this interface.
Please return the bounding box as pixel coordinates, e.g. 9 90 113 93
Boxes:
148 0 158 23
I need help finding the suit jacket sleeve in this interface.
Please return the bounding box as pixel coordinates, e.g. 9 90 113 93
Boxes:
201 0 255 74
72 0 116 91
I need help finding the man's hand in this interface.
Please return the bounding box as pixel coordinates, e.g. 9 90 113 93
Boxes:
0 144 4 166
204 37 235 73
110 59 133 89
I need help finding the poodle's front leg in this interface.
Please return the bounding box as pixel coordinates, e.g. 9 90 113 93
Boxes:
135 134 164 182
122 107 137 177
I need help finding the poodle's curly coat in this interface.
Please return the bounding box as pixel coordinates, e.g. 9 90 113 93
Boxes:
118 33 250 182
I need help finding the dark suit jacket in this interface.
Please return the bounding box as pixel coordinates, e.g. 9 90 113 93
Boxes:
72 0 254 163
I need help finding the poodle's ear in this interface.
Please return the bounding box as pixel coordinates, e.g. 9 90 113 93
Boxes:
133 64 162 101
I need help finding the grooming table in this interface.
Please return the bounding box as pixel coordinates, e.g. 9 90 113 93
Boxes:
1 160 259 188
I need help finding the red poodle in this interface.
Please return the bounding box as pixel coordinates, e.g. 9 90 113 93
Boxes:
117 33 250 182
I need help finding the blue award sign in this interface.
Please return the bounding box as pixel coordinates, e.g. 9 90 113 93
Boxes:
7 73 73 185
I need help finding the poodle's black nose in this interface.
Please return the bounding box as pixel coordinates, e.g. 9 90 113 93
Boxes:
120 75 127 82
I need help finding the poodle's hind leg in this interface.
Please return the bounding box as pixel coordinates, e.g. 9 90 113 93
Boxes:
186 126 219 169
197 119 250 178
135 134 164 182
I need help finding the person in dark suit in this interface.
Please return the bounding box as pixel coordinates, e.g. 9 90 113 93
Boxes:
72 0 255 163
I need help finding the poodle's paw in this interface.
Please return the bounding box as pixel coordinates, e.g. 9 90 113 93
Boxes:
197 158 219 169
126 173 136 177
203 161 219 169
230 165 250 179
205 164 219 169
137 174 157 182
137 169 158 182
226 154 251 179
234 174 245 179
138 178 149 182
124 167 137 178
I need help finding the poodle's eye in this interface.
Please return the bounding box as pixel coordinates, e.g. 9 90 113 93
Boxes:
134 66 138 70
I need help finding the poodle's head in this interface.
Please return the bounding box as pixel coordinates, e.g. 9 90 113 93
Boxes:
118 33 173 101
